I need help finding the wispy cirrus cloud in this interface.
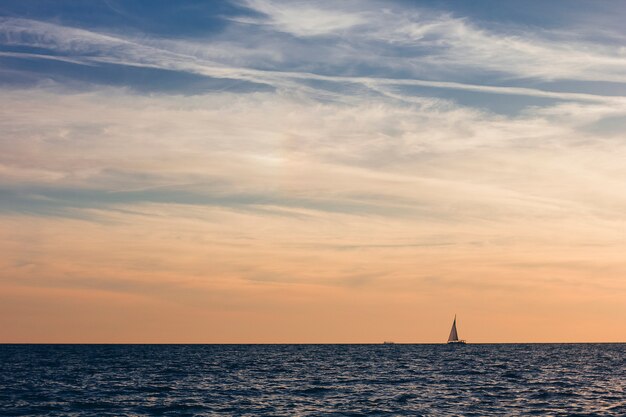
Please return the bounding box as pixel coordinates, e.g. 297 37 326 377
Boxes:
234 0 366 36
2 1 626 101
234 0 626 84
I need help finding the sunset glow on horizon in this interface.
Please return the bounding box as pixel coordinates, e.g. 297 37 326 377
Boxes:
1 0 625 343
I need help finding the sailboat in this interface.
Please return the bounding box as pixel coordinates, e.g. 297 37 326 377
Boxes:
447 315 466 344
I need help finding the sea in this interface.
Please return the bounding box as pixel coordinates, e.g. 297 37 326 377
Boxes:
1 344 624 416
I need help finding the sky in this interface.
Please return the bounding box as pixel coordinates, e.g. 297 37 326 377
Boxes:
1 0 625 343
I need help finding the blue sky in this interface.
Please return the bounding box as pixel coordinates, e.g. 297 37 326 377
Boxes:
1 1 626 342
2 0 626 98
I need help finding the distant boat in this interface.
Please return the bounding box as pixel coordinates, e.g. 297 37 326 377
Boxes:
447 315 466 344
383 341 395 345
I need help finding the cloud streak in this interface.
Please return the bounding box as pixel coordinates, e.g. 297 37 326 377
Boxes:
2 8 626 103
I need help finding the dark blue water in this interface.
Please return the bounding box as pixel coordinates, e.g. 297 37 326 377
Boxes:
1 344 624 416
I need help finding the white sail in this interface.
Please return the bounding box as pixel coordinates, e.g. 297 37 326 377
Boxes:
447 315 459 342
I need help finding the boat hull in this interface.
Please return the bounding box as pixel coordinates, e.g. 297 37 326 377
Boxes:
447 340 466 344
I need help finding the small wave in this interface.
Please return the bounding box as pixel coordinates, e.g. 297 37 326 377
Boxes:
295 386 334 395
395 393 417 403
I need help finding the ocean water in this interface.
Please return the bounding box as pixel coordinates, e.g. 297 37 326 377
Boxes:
1 344 624 416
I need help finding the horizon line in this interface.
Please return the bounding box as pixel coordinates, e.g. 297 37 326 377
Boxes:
2 342 625 345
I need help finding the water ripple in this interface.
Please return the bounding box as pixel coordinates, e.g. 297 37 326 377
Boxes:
0 344 624 416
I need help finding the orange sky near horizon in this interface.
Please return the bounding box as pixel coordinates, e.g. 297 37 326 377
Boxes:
1 180 624 343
